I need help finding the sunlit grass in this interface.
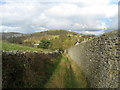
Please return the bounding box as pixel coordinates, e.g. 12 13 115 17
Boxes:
2 41 51 52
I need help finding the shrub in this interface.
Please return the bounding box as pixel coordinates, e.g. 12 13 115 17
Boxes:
38 40 52 49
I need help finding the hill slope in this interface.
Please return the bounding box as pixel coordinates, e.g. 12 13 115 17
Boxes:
2 42 50 52
1 32 23 40
6 30 95 50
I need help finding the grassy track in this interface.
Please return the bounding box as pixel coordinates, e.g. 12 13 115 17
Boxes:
1 41 89 88
45 54 89 88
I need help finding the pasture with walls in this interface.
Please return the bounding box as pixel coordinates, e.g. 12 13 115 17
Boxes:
2 30 120 88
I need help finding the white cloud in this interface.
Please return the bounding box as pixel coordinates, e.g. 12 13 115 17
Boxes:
0 0 118 35
0 25 21 32
83 30 105 35
45 3 117 18
45 4 80 17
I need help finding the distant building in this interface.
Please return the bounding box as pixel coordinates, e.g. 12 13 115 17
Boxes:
33 43 39 48
75 36 81 45
64 49 68 54
75 41 81 45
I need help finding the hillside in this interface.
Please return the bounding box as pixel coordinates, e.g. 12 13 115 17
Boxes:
1 32 23 40
5 30 95 50
30 30 79 37
3 30 78 41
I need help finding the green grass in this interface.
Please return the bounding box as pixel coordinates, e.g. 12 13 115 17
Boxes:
1 42 51 52
45 54 89 88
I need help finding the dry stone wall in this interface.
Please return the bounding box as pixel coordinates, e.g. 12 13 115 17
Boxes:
68 30 120 88
2 50 60 88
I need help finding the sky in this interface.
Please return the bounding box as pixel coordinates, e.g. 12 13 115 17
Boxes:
0 0 119 35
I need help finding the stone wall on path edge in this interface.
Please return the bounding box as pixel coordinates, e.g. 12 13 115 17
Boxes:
68 30 120 88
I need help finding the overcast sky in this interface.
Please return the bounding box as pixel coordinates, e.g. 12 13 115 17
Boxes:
0 0 119 35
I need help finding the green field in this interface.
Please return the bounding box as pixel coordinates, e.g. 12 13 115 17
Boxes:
1 42 51 52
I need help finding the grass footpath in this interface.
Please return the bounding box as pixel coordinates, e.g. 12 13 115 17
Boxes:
1 42 51 52
45 54 89 88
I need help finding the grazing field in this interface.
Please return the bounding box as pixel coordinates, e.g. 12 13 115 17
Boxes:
2 42 51 52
